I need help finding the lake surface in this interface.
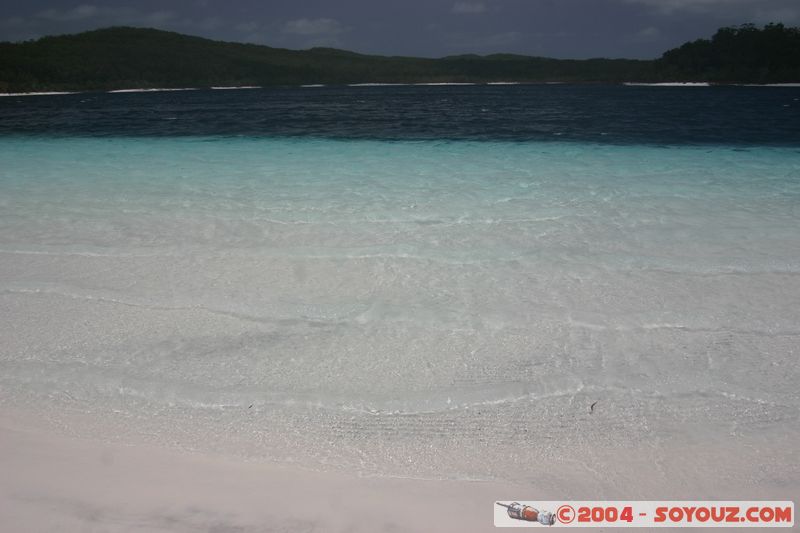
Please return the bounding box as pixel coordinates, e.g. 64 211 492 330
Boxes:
1 85 798 491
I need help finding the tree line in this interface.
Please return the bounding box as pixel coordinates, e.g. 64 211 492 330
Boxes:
658 23 800 83
0 24 797 92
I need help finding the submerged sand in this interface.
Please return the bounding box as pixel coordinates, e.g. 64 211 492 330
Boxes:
1 137 798 530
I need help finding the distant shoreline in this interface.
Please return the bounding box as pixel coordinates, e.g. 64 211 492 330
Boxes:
3 25 798 93
2 81 800 97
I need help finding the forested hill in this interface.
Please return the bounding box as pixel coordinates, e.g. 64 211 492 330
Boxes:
658 23 800 83
0 27 649 91
0 24 798 92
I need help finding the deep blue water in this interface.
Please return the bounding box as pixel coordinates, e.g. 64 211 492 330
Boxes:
1 84 799 145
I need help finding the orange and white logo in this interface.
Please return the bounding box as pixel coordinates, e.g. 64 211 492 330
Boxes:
494 501 794 527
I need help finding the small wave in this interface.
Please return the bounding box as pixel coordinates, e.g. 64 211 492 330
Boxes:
107 88 199 93
566 317 800 337
0 248 182 258
414 82 476 86
0 91 76 97
736 83 800 87
624 82 710 87
347 83 409 87
209 86 261 90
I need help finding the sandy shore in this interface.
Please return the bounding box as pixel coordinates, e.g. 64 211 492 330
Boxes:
3 407 795 532
0 411 526 533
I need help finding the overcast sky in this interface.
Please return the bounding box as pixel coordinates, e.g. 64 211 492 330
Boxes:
1 0 798 59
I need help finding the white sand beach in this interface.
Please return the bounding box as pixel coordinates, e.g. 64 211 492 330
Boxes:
0 410 520 533
1 404 794 532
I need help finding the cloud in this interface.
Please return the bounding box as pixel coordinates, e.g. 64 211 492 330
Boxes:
281 18 351 48
622 0 800 25
443 30 524 51
622 0 760 14
1 17 27 28
283 18 348 37
754 7 800 24
235 21 260 34
32 5 176 26
36 4 99 22
452 2 487 14
185 16 222 31
635 26 661 40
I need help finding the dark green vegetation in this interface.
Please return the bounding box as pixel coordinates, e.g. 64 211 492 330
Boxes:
1 24 798 92
659 23 800 83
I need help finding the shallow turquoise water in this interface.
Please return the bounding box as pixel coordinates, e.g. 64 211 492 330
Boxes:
1 91 799 488
2 137 798 273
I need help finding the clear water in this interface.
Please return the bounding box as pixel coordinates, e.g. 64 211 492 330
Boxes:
1 84 799 144
1 86 799 490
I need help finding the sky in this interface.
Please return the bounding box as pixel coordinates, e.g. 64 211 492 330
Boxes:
1 0 799 59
